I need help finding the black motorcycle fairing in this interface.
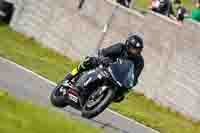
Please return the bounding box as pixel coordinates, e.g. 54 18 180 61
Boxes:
75 68 105 95
75 59 135 94
108 59 135 89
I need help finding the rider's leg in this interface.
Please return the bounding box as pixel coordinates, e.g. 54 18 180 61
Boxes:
64 56 98 82
64 68 80 82
64 60 88 82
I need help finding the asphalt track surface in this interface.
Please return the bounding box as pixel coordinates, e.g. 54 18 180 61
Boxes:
0 57 159 133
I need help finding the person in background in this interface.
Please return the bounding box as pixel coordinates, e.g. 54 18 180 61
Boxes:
0 0 14 24
185 0 200 22
174 0 187 25
149 0 162 12
116 0 132 8
149 0 175 17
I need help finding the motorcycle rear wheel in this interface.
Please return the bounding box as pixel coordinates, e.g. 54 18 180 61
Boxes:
50 80 68 108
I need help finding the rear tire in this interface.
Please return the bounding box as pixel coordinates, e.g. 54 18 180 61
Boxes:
81 88 115 119
50 81 68 108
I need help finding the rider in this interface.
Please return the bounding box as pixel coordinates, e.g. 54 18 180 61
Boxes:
64 33 144 102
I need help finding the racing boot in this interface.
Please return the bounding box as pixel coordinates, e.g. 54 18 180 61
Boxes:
113 95 125 103
61 73 74 87
64 73 74 81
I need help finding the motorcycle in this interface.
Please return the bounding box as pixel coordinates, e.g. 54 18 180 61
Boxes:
50 58 135 119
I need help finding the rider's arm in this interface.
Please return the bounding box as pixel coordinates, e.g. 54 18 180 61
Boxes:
100 43 124 60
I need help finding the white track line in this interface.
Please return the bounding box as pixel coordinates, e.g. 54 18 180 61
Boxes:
0 57 159 133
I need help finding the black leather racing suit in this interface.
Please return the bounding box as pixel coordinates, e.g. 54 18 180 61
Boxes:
100 43 144 87
73 43 144 87
69 43 144 101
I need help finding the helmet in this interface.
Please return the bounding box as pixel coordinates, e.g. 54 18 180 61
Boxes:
126 32 144 49
125 32 144 56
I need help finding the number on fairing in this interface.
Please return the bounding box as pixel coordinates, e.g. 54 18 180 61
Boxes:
69 93 78 103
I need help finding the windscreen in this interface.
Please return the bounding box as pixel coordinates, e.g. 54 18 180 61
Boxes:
109 59 135 89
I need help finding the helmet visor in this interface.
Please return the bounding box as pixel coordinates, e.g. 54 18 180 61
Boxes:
128 47 143 55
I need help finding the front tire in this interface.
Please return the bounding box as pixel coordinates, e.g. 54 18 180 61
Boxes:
50 81 68 108
81 88 115 119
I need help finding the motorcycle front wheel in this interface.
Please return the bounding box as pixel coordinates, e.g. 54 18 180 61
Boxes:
81 87 115 119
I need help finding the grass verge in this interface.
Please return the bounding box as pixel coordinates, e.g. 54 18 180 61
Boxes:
0 90 104 133
0 23 78 83
0 24 200 133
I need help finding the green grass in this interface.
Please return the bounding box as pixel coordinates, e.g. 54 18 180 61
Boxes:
110 93 200 133
0 24 78 83
0 24 200 133
0 90 104 133
133 0 151 10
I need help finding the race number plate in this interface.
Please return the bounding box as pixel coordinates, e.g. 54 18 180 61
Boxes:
68 93 78 103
